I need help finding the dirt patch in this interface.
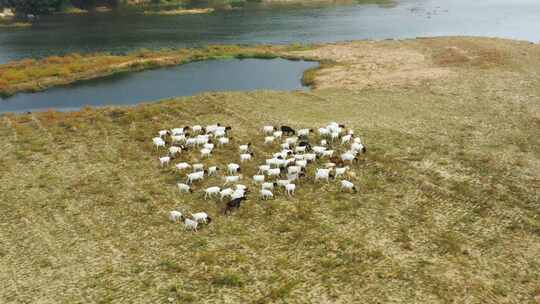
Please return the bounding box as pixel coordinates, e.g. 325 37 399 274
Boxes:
426 40 510 68
286 41 453 89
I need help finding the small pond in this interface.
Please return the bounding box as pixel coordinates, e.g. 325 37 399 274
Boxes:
0 58 318 113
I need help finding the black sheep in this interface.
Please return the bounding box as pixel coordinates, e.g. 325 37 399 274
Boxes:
281 125 296 135
223 196 247 215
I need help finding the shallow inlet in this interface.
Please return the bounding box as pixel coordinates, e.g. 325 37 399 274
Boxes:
0 58 318 113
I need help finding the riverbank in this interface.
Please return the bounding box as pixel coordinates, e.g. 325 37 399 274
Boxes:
0 44 313 97
0 21 31 28
143 8 215 15
1 37 537 98
1 37 539 303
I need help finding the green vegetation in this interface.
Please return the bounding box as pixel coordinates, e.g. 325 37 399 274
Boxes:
142 7 213 14
0 37 539 302
0 20 31 27
0 0 396 16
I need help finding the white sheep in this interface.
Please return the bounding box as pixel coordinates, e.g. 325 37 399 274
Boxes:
185 138 197 147
184 218 198 231
239 144 251 153
273 151 288 159
261 182 275 190
220 188 234 201
214 129 226 137
258 165 270 174
192 163 204 172
280 142 290 149
320 139 328 146
177 183 191 193
327 122 341 133
235 184 247 191
253 175 265 183
266 158 278 166
169 210 183 223
354 137 362 144
277 179 290 187
263 125 275 134
231 189 245 200
203 143 214 150
192 212 211 224
158 130 168 137
240 153 253 162
171 127 185 135
196 135 210 146
208 166 219 176
341 180 357 193
171 134 186 143
335 166 349 178
205 124 219 134
159 156 171 167
267 158 286 168
267 168 281 178
191 125 203 133
287 172 300 181
315 168 332 182
312 146 327 155
321 150 334 158
227 163 240 175
341 134 352 145
341 152 356 163
330 132 340 142
273 131 283 139
153 137 166 150
260 189 273 200
204 186 221 200
295 146 306 153
223 175 241 186
285 183 296 196
200 148 212 158
264 136 275 144
294 154 305 161
304 153 317 162
169 146 182 156
218 137 230 146
186 171 204 184
298 128 312 137
351 142 364 153
295 159 308 168
318 127 330 137
287 166 301 175
324 162 336 168
285 137 298 146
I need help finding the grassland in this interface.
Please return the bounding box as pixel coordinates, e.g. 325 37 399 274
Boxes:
0 37 539 303
0 44 310 97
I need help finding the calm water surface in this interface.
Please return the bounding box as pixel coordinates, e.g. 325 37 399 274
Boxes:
0 58 317 113
0 0 539 63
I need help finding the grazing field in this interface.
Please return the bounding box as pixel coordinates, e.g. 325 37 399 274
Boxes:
0 37 539 303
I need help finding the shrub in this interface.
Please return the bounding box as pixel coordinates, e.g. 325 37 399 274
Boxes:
211 273 244 287
2 70 27 83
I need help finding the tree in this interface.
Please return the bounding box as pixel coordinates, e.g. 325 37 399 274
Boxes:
2 0 64 15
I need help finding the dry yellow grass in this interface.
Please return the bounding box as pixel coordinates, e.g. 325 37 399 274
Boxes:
0 37 539 303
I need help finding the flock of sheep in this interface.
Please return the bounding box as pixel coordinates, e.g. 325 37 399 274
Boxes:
152 122 366 231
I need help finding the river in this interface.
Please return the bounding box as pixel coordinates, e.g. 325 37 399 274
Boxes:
1 0 539 64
